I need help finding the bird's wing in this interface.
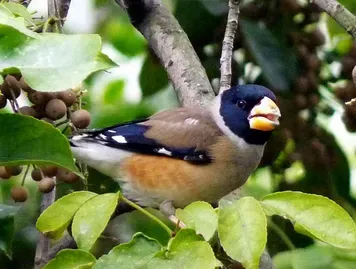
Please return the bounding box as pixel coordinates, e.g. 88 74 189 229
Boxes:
70 107 223 164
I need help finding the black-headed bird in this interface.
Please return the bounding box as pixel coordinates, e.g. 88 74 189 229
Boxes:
70 85 281 211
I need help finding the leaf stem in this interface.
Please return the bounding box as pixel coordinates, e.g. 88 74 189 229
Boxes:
119 194 173 236
268 219 296 250
21 165 30 186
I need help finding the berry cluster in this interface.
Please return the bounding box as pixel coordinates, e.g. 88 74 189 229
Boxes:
0 74 89 202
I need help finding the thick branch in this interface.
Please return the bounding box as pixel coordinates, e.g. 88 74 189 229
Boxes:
115 0 215 108
311 0 356 39
220 0 241 93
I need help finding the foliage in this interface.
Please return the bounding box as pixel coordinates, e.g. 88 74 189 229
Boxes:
1 1 356 269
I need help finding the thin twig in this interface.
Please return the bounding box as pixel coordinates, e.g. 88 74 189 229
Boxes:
220 0 241 93
268 219 296 250
311 0 356 39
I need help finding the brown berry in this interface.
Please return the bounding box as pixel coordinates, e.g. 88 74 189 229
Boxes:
19 77 34 93
0 94 7 109
295 94 308 109
31 105 46 118
342 57 356 76
5 166 23 176
56 168 79 183
308 29 325 47
280 0 301 13
1 75 21 99
309 94 320 107
18 106 37 117
11 186 28 202
0 166 11 179
71 109 91 129
306 54 321 70
31 169 43 181
293 75 309 93
45 99 67 120
56 90 77 107
41 165 58 177
28 91 48 105
38 177 55 193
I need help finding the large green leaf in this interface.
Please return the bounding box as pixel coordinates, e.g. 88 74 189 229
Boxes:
261 191 356 249
0 23 116 91
93 233 161 269
176 201 218 241
36 191 97 238
43 249 96 269
218 196 267 269
241 20 297 92
1 3 34 26
0 5 37 38
72 193 119 252
0 114 80 174
148 229 216 269
0 205 19 258
104 208 172 246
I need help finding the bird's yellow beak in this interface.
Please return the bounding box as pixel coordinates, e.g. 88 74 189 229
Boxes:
248 97 281 131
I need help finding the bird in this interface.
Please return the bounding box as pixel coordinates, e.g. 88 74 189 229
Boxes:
70 84 281 211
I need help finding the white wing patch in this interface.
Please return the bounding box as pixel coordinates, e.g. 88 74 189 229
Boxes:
112 135 127 143
71 134 89 141
184 118 199 125
157 148 172 156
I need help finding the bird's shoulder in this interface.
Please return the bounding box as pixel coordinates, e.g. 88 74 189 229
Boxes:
72 107 224 163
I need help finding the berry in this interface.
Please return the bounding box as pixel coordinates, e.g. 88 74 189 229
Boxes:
18 106 37 117
11 186 28 202
38 177 55 193
295 94 308 109
31 105 46 118
0 166 11 179
57 90 77 107
342 57 356 76
293 75 309 93
41 165 58 177
31 169 42 181
28 91 48 105
71 109 91 129
1 75 21 99
19 77 34 93
45 99 67 120
0 94 7 109
5 166 23 176
56 168 79 183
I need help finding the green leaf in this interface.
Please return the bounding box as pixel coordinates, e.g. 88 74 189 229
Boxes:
0 6 38 38
261 191 356 249
0 76 3 84
93 233 161 269
104 208 172 246
0 205 19 258
0 114 80 174
43 249 96 269
176 201 218 241
240 20 297 92
2 3 34 26
72 193 119 252
140 53 169 97
0 28 116 91
148 229 216 269
36 191 97 238
102 79 125 105
218 196 267 269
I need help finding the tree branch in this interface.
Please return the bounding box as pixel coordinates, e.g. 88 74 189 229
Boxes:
34 190 56 269
220 0 241 93
115 0 215 108
311 0 356 39
48 0 72 30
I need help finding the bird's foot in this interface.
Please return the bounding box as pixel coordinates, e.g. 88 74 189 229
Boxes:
159 200 186 229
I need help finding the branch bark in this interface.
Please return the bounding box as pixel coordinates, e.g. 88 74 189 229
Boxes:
48 0 72 30
115 0 215 108
311 0 356 39
34 190 56 269
220 0 241 93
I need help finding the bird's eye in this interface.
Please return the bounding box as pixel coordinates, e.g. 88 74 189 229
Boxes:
236 100 246 109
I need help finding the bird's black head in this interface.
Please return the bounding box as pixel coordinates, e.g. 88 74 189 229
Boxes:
216 84 281 145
